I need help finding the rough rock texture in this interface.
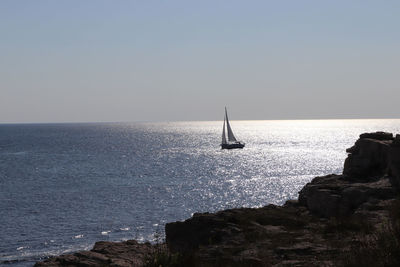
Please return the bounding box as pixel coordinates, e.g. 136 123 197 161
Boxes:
343 132 393 179
35 240 156 267
36 132 400 267
300 131 398 218
166 203 329 266
298 174 396 217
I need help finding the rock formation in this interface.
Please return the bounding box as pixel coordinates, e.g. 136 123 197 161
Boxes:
343 131 393 179
36 132 400 267
34 240 157 267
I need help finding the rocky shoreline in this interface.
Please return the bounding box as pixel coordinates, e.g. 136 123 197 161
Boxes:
35 132 400 266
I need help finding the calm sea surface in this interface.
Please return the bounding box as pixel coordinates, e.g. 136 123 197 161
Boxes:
1 120 399 266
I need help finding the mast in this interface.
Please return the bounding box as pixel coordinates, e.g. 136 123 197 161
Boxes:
222 113 227 144
225 107 237 142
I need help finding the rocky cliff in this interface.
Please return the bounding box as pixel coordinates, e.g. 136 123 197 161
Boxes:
36 132 400 267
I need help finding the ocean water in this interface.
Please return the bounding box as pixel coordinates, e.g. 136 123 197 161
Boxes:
1 119 399 266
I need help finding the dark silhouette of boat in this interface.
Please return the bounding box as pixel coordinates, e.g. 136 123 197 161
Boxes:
221 107 245 149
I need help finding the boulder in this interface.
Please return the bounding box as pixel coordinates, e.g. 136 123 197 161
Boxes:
298 175 342 217
165 212 231 253
343 133 393 179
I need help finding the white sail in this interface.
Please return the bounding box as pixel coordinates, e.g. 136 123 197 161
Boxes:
225 107 237 142
221 115 227 144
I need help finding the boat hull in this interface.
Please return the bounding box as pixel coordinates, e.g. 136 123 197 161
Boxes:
221 143 245 149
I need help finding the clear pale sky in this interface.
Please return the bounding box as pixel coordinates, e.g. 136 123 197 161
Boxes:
1 1 399 123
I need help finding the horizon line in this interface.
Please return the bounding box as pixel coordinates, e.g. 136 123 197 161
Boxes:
1 117 399 125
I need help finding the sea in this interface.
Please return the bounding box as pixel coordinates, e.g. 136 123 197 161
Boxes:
1 119 399 266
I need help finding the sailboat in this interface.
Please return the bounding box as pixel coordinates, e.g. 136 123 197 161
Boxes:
221 107 245 149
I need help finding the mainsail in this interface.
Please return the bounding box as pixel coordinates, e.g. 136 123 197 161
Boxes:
220 107 244 149
225 107 237 142
222 115 227 144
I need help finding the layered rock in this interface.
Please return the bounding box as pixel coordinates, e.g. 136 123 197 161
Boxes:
299 132 398 218
298 174 396 218
36 132 400 267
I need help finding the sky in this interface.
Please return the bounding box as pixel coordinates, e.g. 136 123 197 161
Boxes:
1 0 399 123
